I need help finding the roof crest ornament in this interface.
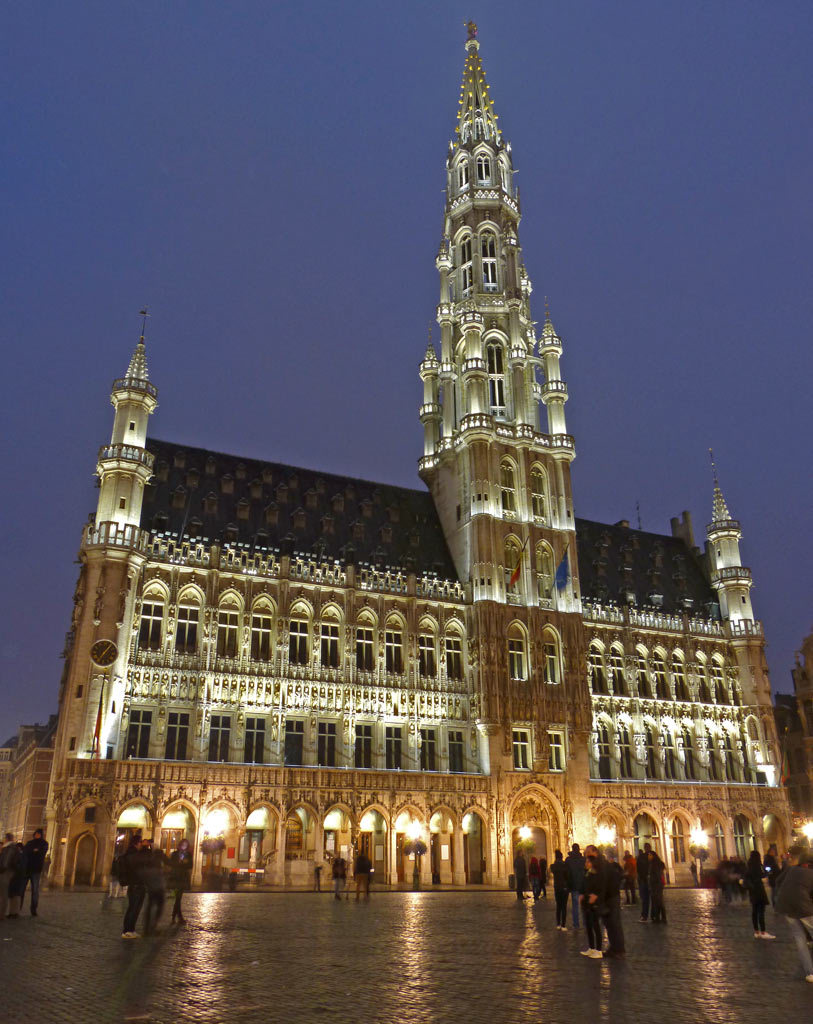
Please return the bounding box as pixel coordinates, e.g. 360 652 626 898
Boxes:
708 448 731 523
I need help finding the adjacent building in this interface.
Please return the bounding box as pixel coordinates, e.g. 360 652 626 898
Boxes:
45 25 790 888
0 717 57 842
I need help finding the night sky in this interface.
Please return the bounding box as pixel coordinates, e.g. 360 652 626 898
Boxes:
2 1 811 742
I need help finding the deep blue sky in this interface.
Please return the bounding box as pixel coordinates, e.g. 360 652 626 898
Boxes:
2 1 811 742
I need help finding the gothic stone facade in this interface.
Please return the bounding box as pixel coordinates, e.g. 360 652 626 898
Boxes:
46 29 789 889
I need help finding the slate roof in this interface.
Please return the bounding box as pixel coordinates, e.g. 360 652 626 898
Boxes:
141 439 717 615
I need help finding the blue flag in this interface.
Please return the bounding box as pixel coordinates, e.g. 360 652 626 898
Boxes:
554 549 569 591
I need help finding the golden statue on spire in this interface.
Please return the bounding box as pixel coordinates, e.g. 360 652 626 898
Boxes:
466 20 477 41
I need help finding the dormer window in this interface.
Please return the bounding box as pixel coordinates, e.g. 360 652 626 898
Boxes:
481 232 497 291
221 475 234 495
476 154 491 183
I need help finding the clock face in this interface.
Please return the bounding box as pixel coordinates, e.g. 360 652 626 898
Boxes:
90 639 118 667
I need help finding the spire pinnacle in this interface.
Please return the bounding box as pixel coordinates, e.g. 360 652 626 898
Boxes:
456 24 501 146
709 448 731 522
125 308 151 383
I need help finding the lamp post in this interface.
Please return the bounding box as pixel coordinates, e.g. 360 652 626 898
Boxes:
596 824 617 856
689 827 709 885
802 822 813 848
404 820 426 891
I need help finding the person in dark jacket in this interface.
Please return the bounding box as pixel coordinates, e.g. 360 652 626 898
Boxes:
551 849 569 929
141 841 169 934
579 852 606 958
565 844 585 927
6 842 27 918
22 828 48 916
169 839 193 925
513 850 529 901
745 850 774 938
648 849 667 923
528 856 542 901
762 844 780 906
119 835 146 938
774 844 813 982
354 850 372 901
538 856 548 899
636 843 651 921
601 848 626 957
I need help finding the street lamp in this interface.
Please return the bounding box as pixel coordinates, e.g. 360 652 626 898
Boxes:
596 824 616 851
689 827 709 885
404 820 426 891
802 821 813 844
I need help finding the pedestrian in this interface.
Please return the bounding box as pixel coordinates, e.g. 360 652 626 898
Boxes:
538 855 548 899
119 835 147 938
6 842 27 919
565 843 585 927
689 860 698 887
21 828 49 917
528 856 542 901
774 844 813 983
0 833 17 919
141 840 168 934
107 836 127 902
580 852 606 958
331 855 347 900
745 850 775 939
648 849 667 924
354 849 372 901
169 838 193 925
513 848 529 901
551 849 569 930
637 843 651 921
762 844 780 906
600 848 626 958
622 850 637 904
314 861 323 892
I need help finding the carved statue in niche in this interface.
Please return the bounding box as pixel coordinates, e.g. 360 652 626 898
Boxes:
93 568 106 623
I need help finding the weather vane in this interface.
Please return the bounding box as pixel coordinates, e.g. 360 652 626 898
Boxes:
139 307 150 343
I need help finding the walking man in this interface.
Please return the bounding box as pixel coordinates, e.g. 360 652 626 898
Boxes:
513 848 529 901
22 828 48 916
354 849 372 901
637 842 651 921
599 847 626 958
119 835 147 938
331 855 347 900
774 845 813 983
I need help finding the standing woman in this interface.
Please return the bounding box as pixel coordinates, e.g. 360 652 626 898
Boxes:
551 850 569 930
169 838 193 926
580 853 606 958
745 850 775 939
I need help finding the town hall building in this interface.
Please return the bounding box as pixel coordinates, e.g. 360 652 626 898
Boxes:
46 26 789 888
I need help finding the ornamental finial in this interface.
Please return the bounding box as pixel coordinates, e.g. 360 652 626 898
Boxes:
138 307 150 344
466 20 477 42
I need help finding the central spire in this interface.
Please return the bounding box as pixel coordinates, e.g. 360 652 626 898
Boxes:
456 22 501 146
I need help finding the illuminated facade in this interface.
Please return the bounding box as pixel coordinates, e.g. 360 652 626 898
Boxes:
46 26 789 888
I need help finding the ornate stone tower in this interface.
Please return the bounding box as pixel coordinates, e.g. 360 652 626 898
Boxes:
420 24 591 835
47 325 157 866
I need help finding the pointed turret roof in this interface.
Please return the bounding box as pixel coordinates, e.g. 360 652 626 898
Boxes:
456 23 501 146
711 482 730 523
125 338 150 383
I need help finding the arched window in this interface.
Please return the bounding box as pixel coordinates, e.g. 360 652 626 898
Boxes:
216 596 241 658
289 604 311 666
250 600 275 661
636 649 651 698
609 646 626 696
644 726 659 779
507 623 527 681
596 723 613 780
476 153 491 183
618 724 634 778
445 626 464 680
504 537 521 596
418 620 438 678
672 655 689 701
320 608 341 669
663 730 678 780
139 592 165 651
488 345 506 415
652 652 669 700
683 728 697 780
457 158 469 191
542 628 561 684
175 592 201 654
712 821 726 859
536 542 554 601
696 657 711 703
711 658 727 704
588 642 607 694
460 235 473 296
723 732 740 781
385 617 404 674
355 611 376 672
530 465 548 522
733 815 755 859
500 458 516 514
671 818 686 864
480 231 497 291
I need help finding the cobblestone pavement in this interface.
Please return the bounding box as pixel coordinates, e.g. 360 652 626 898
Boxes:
0 888 809 1023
